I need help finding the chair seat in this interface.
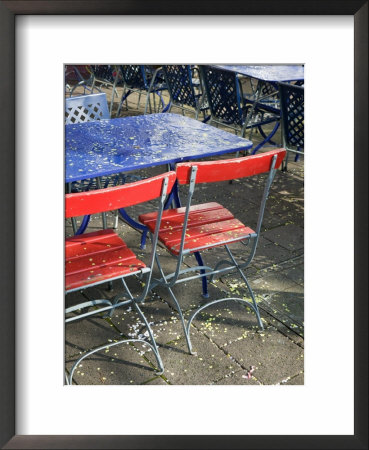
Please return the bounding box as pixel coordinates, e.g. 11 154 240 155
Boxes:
139 202 255 255
65 229 146 291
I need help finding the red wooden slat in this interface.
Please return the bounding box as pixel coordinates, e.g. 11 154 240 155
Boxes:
65 229 145 291
140 203 233 233
176 149 286 185
66 229 127 259
67 247 139 275
65 171 176 219
163 219 254 255
140 203 255 256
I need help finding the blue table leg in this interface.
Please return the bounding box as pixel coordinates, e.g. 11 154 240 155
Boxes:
161 101 171 113
251 121 280 154
117 171 180 250
194 252 209 298
75 215 91 235
118 207 148 249
164 180 181 210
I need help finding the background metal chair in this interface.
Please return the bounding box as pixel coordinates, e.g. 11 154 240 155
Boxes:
161 65 209 121
139 149 286 355
65 170 176 384
279 82 304 171
65 92 110 124
116 65 167 116
200 65 281 154
65 65 96 97
65 93 115 233
88 65 123 116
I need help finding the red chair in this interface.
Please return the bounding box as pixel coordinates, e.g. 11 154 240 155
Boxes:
65 171 176 384
139 149 286 354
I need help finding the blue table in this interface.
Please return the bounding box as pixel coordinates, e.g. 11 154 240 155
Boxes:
66 113 252 182
212 65 304 153
66 113 253 244
214 65 304 82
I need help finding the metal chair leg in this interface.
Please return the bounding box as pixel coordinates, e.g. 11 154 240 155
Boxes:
67 337 163 385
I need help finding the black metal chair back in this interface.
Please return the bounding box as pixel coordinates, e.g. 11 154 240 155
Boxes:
279 82 304 151
200 65 244 127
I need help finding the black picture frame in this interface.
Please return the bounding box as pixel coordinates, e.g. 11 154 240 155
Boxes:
0 1 367 449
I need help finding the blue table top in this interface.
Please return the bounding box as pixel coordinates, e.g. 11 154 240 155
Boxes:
214 65 304 82
65 114 253 182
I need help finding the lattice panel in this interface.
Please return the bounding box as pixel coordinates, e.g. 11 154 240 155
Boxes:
120 65 148 89
164 65 197 108
281 85 304 149
65 101 109 124
260 81 280 110
202 67 243 126
90 65 116 83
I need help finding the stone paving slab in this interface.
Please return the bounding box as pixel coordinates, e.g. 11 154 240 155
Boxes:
278 263 304 286
258 285 304 338
212 369 260 385
282 372 305 385
256 309 304 347
224 327 304 385
251 237 295 270
263 224 304 252
143 319 252 385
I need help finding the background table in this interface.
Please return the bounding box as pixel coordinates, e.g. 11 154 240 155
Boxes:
212 65 304 153
214 65 304 82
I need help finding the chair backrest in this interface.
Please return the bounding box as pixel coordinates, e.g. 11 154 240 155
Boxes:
162 65 197 108
172 149 286 264
176 149 286 185
89 65 117 83
120 65 148 89
65 171 176 219
65 93 110 124
200 65 244 126
279 82 304 151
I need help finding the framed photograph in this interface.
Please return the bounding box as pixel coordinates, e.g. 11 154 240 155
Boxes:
1 1 367 449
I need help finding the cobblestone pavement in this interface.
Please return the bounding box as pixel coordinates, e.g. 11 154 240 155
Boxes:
65 78 304 385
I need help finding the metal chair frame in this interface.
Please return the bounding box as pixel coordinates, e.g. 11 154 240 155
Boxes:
116 65 167 116
243 80 282 154
88 65 123 116
161 65 209 121
279 82 304 170
65 65 98 97
139 149 286 354
65 171 176 384
200 66 281 154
